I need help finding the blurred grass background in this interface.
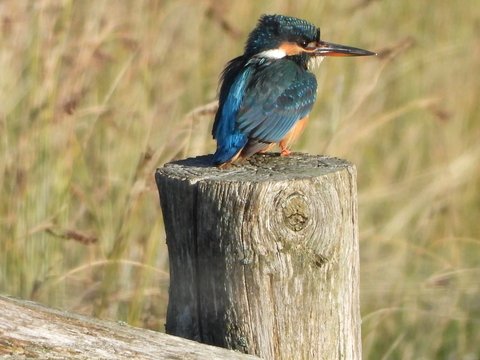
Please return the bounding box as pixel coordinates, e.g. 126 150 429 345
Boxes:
1 0 479 358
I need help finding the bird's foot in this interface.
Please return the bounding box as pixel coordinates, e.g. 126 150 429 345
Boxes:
280 148 292 156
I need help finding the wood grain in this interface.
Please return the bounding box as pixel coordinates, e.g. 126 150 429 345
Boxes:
156 153 361 360
0 294 262 359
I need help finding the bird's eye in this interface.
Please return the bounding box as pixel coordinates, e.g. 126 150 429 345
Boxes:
300 40 308 48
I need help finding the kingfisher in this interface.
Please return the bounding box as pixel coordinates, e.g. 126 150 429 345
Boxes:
211 14 375 167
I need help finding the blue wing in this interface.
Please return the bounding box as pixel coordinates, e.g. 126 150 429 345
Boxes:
212 58 252 165
213 58 317 165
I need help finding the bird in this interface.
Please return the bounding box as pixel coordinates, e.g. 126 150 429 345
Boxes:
211 14 375 168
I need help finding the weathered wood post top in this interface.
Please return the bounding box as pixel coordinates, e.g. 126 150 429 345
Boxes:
155 152 361 360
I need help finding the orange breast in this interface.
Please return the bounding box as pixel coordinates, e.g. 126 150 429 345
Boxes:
280 115 309 149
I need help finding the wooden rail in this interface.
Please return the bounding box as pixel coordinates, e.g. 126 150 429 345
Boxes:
0 294 261 359
155 153 361 360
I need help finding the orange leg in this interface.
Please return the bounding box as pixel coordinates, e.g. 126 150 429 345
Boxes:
219 142 275 167
218 114 310 166
217 149 242 168
279 141 292 156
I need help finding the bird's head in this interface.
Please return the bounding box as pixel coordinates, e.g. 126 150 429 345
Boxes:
244 15 375 68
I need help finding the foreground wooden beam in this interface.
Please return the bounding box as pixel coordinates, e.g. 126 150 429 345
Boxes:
0 294 261 359
155 153 361 360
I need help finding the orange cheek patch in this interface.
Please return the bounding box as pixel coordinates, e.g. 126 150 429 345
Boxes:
279 42 303 56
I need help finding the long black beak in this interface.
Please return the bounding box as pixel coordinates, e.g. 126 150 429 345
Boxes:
314 41 376 57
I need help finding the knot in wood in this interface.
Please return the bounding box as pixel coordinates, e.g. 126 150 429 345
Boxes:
281 192 309 232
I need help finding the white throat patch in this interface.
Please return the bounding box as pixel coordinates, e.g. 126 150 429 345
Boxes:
308 56 325 70
256 49 287 59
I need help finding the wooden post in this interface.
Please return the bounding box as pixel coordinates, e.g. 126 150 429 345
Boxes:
155 153 361 360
